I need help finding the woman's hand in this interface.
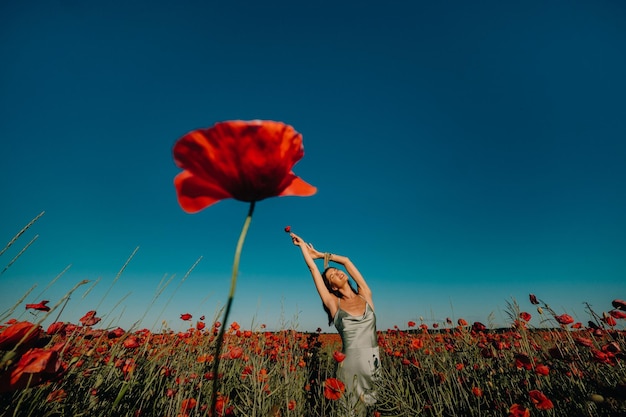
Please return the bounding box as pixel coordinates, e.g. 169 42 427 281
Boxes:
291 233 323 259
306 243 324 260
290 232 305 247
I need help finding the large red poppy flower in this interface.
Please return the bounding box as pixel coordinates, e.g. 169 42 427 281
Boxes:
173 120 317 213
324 377 345 400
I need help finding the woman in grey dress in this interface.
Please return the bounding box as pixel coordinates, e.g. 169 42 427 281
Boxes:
290 232 380 415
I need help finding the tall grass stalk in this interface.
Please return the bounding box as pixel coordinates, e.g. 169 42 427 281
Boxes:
0 285 36 323
1 235 39 275
0 211 44 258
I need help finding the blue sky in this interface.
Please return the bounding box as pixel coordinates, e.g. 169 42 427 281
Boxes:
1 1 625 333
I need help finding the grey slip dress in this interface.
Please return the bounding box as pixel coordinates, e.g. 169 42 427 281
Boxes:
334 295 380 408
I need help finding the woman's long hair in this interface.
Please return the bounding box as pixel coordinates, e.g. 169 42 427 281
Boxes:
322 267 358 326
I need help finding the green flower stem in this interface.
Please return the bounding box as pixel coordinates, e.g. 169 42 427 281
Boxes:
210 201 255 414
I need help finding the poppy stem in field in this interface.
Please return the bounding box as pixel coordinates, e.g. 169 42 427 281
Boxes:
210 201 255 414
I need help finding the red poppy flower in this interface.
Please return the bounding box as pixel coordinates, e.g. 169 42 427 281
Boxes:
333 351 346 363
323 377 345 400
555 313 574 325
407 321 416 328
181 398 197 411
457 318 468 326
25 300 50 312
46 389 67 403
173 120 317 213
472 387 483 397
123 336 140 349
284 225 291 233
592 349 615 365
227 346 243 360
609 309 626 319
0 348 63 392
0 321 42 350
213 394 233 416
180 313 192 321
196 321 206 331
602 312 617 326
529 294 539 305
471 322 486 332
108 327 126 338
535 364 550 376
508 404 530 417
410 338 424 349
612 299 626 310
514 353 532 370
529 390 554 410
574 337 594 347
46 322 66 335
519 312 531 322
602 341 620 354
79 311 101 326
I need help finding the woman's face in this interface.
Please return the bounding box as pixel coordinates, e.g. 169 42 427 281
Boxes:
326 268 347 290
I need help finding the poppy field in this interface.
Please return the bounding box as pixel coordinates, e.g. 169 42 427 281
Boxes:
1 291 625 417
1 121 625 416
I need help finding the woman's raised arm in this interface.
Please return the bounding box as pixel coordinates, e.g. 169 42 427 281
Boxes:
291 233 337 314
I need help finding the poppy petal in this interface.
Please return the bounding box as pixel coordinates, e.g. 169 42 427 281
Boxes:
277 175 317 197
174 171 233 213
